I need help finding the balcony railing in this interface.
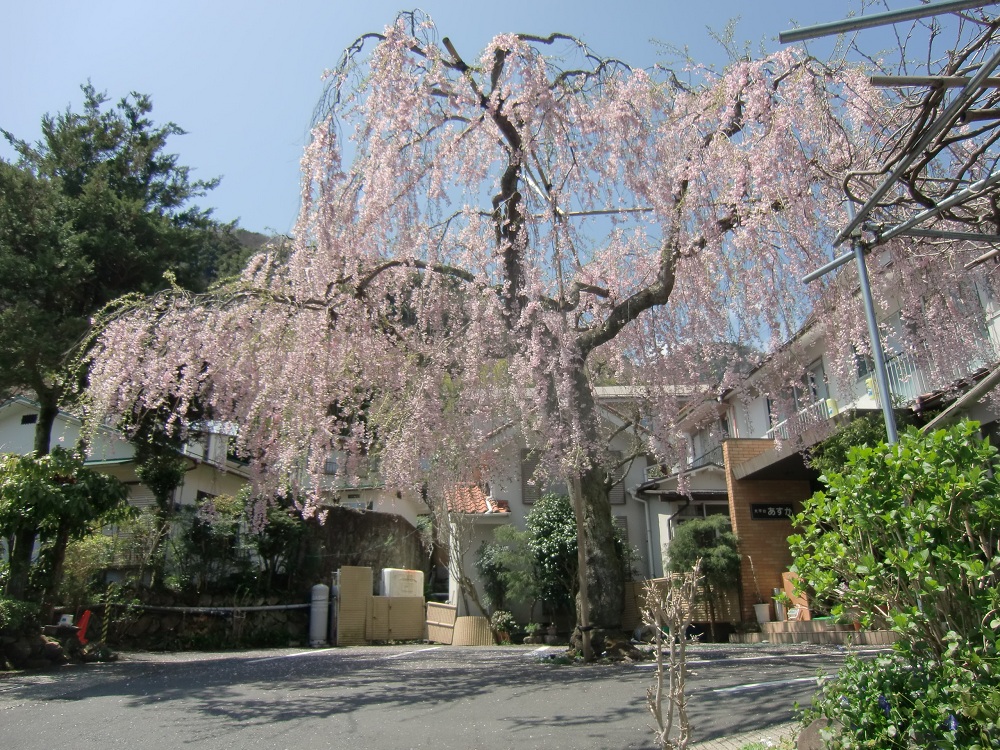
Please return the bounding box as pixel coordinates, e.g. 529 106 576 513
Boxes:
643 444 725 482
872 347 994 407
689 444 724 469
766 398 839 442
880 351 931 405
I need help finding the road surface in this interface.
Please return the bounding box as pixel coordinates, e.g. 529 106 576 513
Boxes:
0 643 866 749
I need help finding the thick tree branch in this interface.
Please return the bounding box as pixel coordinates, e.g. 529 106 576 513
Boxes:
540 281 611 312
354 258 478 298
577 235 680 355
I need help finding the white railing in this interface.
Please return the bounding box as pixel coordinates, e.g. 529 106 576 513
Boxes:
766 398 839 441
644 464 664 482
883 351 931 405
643 445 724 482
872 347 994 407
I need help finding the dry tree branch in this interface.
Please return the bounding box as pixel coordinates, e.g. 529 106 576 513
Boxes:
644 560 704 750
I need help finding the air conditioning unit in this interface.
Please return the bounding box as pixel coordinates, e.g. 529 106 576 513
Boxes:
380 568 424 598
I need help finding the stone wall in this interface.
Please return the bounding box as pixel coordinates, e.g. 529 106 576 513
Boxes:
103 593 310 650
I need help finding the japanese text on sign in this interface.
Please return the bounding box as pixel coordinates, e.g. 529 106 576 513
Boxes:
750 503 794 520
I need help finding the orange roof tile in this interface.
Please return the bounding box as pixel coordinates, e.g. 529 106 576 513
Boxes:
446 484 510 515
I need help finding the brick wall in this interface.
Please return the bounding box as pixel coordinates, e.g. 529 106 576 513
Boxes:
723 439 812 622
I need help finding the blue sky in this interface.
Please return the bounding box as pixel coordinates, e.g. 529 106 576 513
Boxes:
2 2 895 235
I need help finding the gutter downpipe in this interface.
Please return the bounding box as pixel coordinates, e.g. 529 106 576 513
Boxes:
633 492 656 579
636 490 692 578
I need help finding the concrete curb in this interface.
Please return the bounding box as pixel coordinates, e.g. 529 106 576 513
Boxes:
690 720 799 750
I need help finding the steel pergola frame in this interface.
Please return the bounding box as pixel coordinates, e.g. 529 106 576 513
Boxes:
783 1 1000 441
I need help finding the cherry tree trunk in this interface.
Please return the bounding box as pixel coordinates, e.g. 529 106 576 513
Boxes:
569 369 624 631
577 463 625 630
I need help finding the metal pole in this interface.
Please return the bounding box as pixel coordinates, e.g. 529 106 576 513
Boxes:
849 206 899 444
885 227 1000 242
779 0 1000 44
876 170 1000 243
870 75 1000 88
802 249 855 283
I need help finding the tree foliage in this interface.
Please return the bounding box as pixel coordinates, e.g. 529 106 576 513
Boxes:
805 410 916 479
791 422 1000 746
525 494 581 613
479 493 630 616
0 82 238 447
791 422 999 650
666 515 740 638
666 516 740 590
0 448 130 601
0 83 241 600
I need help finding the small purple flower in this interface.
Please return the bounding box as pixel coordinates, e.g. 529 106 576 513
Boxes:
878 694 891 718
946 714 958 732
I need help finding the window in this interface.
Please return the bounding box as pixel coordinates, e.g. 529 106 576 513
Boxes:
854 348 874 380
793 359 828 409
341 492 372 511
20 414 37 425
609 483 626 505
226 437 247 465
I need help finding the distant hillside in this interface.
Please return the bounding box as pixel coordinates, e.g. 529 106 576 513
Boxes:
212 228 284 281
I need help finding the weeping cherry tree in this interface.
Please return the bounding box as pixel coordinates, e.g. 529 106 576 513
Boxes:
84 12 971 632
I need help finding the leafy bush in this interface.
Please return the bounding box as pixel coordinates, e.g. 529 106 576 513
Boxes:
490 609 516 636
666 514 740 637
792 422 1000 746
791 422 999 650
58 533 115 610
804 410 913 479
167 494 256 593
812 647 999 749
475 539 508 611
0 448 130 600
478 493 631 618
525 494 581 612
0 597 39 634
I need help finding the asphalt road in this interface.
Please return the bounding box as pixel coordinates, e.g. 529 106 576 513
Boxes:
0 643 864 749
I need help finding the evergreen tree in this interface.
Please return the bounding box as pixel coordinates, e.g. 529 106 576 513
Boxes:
0 83 236 598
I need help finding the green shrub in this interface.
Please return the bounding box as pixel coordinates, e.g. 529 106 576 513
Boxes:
58 534 115 610
490 609 516 634
479 493 632 618
475 540 508 611
0 597 39 634
792 422 1000 746
791 422 1000 650
811 645 999 749
666 514 740 638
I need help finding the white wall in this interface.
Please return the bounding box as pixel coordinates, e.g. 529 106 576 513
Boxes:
0 399 132 459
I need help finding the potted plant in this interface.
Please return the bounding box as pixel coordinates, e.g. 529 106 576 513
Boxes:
773 590 793 621
490 610 516 644
523 622 544 644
